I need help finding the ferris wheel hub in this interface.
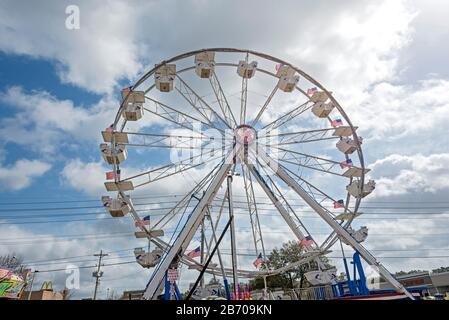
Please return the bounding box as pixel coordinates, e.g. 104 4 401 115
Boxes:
234 124 257 145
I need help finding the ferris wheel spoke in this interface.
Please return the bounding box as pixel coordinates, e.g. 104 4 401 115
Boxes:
247 162 319 249
261 100 312 132
204 207 229 281
319 193 361 252
250 85 279 127
144 97 226 136
273 146 365 177
241 164 266 259
121 152 223 188
119 131 217 150
205 190 229 259
209 71 238 128
279 162 351 212
239 53 249 125
151 162 224 231
260 127 339 146
176 74 232 130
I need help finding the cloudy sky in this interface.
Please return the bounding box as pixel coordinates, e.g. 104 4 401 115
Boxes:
1 0 449 299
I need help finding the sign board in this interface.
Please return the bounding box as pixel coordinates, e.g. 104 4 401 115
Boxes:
0 268 26 299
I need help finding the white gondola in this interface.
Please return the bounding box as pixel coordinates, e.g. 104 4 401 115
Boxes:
101 195 130 217
121 91 145 121
305 268 337 285
237 60 257 78
155 64 176 92
134 229 164 238
342 167 370 178
123 103 144 121
311 102 334 118
335 212 362 221
194 51 215 78
310 90 331 103
342 226 368 245
336 138 361 154
100 143 127 164
101 131 129 144
346 179 376 198
134 248 163 268
276 65 299 92
333 126 357 137
104 180 134 192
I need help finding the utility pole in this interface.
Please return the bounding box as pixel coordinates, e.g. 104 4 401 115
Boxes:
27 270 39 300
227 170 238 297
92 250 108 300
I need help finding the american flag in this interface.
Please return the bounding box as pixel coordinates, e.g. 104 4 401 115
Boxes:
307 87 318 95
334 199 345 209
135 215 150 227
253 253 263 268
105 125 114 133
331 118 343 128
121 87 131 94
105 171 115 180
187 246 201 258
275 63 282 71
300 235 314 247
339 159 353 169
105 169 120 180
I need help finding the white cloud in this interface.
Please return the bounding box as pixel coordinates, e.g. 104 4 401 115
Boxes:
0 0 417 95
60 159 106 196
0 159 51 191
0 1 144 93
2 0 449 294
288 0 416 94
351 79 449 145
0 86 117 154
369 153 449 197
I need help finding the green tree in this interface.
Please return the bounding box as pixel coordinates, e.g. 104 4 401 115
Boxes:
250 240 331 290
431 266 449 274
0 253 25 273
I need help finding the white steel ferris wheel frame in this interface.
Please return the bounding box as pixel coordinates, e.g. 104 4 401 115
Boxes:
105 48 414 300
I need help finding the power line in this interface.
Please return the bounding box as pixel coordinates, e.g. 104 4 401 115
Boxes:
23 248 136 264
22 248 449 268
4 228 449 246
2 193 449 205
1 203 448 219
27 255 449 274
2 197 449 212
34 261 136 273
1 211 449 226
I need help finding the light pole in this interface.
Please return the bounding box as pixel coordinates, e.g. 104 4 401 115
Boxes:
27 270 39 300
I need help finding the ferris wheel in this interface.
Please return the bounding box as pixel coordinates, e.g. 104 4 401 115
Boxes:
100 48 413 300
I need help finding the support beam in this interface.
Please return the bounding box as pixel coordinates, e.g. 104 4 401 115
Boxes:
227 171 239 296
242 164 266 258
254 149 415 300
143 149 238 300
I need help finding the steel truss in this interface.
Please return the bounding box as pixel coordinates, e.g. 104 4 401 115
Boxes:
103 48 413 300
